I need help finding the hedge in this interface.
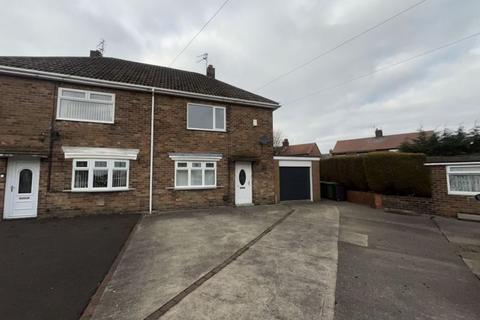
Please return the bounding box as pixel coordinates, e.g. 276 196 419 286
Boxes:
363 152 431 197
334 156 369 191
320 152 431 197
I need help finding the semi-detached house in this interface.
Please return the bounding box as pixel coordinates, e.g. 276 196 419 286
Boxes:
0 50 281 219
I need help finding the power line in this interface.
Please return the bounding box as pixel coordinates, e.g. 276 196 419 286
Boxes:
255 0 429 91
169 0 231 67
283 31 480 105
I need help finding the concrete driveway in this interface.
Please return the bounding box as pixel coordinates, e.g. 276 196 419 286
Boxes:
86 203 340 320
335 202 480 320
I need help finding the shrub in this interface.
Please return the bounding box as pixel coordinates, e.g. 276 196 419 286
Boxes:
363 152 431 197
334 156 369 191
320 157 338 182
320 152 431 197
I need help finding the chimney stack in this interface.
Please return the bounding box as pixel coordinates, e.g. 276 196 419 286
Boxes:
282 138 289 147
90 50 103 58
375 128 383 138
206 64 215 79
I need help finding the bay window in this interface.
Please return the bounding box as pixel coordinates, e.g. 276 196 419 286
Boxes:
447 165 480 195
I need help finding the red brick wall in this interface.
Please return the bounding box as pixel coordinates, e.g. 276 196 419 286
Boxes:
0 76 53 154
382 194 433 215
347 190 382 208
0 75 275 217
430 165 480 217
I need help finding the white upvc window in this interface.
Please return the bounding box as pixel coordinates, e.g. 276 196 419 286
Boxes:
447 165 480 196
174 161 217 189
72 159 129 191
57 88 115 124
187 103 226 132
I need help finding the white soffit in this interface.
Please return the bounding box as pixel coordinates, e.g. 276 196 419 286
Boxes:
62 147 139 160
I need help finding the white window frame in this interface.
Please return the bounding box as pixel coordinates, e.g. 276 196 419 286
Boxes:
174 161 217 190
446 165 480 196
71 159 129 192
57 87 116 124
187 103 226 132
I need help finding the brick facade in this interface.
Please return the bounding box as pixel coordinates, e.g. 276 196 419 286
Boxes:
348 166 479 217
0 74 275 218
429 165 480 217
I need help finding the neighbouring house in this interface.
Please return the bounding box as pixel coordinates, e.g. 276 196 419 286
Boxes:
331 129 433 156
425 155 480 219
273 138 321 202
0 50 282 219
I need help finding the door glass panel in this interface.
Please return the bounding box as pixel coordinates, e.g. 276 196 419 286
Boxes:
239 169 246 185
18 169 33 194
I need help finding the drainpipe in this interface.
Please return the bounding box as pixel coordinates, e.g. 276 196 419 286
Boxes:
149 88 155 214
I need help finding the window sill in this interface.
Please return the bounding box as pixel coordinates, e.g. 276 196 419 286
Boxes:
448 192 479 197
63 188 135 193
167 186 224 191
56 118 115 125
186 127 227 133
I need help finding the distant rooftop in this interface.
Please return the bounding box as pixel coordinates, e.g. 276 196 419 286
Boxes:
332 129 433 155
275 139 321 157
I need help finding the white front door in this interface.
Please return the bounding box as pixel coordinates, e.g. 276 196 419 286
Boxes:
235 161 252 205
3 158 40 219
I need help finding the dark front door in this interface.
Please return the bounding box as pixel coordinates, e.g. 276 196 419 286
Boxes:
279 167 311 201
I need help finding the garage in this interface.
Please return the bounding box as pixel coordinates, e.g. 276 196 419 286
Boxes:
280 167 311 200
274 156 320 202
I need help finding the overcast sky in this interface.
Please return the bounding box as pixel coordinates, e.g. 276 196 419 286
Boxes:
1 0 479 152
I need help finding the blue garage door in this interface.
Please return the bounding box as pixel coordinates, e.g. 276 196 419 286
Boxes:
279 167 310 201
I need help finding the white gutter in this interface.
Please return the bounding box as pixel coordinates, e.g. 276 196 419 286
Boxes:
273 156 321 161
149 88 155 214
0 65 280 109
425 161 480 166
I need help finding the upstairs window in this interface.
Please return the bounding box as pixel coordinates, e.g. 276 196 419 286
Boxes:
187 103 225 132
57 88 115 123
447 165 480 196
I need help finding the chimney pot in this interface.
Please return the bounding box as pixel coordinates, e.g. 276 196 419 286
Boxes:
375 129 383 138
206 64 215 79
90 50 103 58
282 138 289 147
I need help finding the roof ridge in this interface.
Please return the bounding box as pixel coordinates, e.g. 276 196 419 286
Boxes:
0 55 279 106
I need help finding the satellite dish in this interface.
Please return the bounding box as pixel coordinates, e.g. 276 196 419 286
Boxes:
475 194 480 201
259 135 269 145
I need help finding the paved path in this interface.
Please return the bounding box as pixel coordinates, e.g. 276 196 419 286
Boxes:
89 204 339 320
334 202 480 320
434 216 480 278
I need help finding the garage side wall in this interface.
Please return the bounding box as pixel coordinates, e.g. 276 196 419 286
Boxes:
274 160 280 203
312 161 321 201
